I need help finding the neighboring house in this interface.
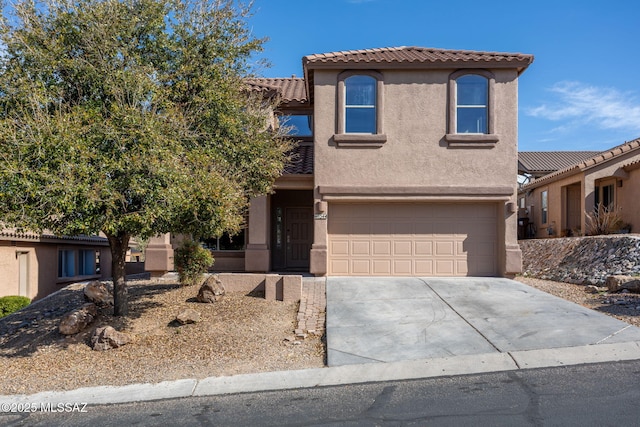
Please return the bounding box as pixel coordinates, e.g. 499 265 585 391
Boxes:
519 138 640 239
146 46 534 277
0 230 112 301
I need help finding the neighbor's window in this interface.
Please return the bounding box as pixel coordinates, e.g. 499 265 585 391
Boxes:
58 249 99 278
455 74 488 134
201 229 246 251
541 190 548 224
278 114 313 137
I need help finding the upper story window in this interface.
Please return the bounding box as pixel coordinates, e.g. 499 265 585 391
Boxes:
445 69 498 147
456 74 488 134
278 114 313 137
344 75 376 133
334 70 386 147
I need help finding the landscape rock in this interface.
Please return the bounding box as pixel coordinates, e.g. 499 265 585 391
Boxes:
59 303 98 335
84 281 113 307
606 275 640 293
91 326 131 351
175 308 201 324
520 235 640 285
197 275 225 303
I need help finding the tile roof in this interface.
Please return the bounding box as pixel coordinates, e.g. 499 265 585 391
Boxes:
518 151 600 176
523 137 640 189
303 46 534 72
0 228 109 244
284 143 313 175
246 78 308 105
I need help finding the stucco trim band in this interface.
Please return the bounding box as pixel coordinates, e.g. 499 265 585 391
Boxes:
318 185 513 201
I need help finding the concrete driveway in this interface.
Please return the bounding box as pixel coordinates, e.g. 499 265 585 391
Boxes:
326 277 640 366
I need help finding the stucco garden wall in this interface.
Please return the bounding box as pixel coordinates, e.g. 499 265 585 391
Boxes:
520 235 640 285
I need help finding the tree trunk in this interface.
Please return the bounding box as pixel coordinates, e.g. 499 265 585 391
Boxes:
107 232 131 316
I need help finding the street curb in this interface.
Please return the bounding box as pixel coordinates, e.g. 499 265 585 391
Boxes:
4 342 640 406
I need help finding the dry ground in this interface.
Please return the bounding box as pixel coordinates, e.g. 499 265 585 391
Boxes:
516 276 640 328
0 279 324 395
2 275 640 396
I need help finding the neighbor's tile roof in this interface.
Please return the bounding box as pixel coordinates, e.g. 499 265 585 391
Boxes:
284 143 313 175
303 46 534 71
518 151 600 176
523 138 640 189
246 78 308 105
0 228 109 244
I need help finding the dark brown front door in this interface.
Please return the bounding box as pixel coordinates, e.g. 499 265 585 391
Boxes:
285 207 313 269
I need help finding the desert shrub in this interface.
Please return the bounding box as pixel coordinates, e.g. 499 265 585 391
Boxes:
174 239 214 286
585 204 623 235
0 296 31 318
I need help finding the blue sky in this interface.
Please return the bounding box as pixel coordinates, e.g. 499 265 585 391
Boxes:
247 0 640 152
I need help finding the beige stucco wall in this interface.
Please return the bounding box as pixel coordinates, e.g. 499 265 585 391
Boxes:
313 69 520 188
0 240 112 301
311 68 522 276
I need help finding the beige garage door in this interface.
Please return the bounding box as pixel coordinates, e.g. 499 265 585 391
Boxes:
328 203 497 276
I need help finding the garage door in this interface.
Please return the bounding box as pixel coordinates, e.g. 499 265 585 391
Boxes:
328 203 497 276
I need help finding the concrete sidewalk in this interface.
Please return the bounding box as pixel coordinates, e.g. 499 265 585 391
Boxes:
4 276 640 407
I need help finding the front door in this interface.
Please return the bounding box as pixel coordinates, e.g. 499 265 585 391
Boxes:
285 207 313 269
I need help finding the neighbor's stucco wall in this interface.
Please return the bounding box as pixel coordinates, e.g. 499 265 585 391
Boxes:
619 167 640 232
0 240 112 301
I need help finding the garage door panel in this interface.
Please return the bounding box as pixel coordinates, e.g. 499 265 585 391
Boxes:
414 241 433 255
328 203 497 276
414 260 433 275
435 241 455 256
373 241 391 256
373 260 392 275
330 240 349 256
393 260 412 275
352 260 371 274
393 241 413 256
351 241 370 256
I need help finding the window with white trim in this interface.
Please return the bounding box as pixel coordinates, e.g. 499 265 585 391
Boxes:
541 190 548 224
334 70 386 146
455 74 488 134
344 75 376 133
445 70 498 147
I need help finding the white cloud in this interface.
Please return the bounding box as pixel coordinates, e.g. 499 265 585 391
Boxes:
526 81 640 133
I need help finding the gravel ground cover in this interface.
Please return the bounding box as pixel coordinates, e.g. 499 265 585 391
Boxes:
515 276 640 327
0 279 324 395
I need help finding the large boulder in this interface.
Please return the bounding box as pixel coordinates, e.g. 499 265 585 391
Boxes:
84 281 113 307
606 275 640 293
59 303 98 335
175 308 201 325
91 326 131 351
197 275 225 303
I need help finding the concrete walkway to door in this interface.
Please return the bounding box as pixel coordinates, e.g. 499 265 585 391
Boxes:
326 277 640 368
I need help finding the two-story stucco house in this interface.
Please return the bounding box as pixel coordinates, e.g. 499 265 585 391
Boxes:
146 46 534 278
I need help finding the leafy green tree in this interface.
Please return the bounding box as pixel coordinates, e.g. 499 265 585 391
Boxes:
0 0 291 315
